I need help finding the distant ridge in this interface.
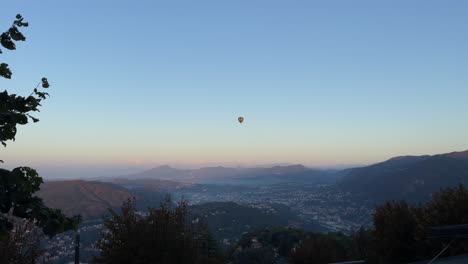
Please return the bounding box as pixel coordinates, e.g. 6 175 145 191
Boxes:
115 164 318 183
338 149 468 202
443 150 468 160
386 155 431 163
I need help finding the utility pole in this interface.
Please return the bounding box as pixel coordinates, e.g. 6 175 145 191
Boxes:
74 233 80 264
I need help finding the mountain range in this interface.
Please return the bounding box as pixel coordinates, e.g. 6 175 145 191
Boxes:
111 164 335 185
115 150 468 199
338 150 468 202
37 149 468 220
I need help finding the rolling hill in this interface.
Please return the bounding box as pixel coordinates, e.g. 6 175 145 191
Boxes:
38 180 134 220
338 150 468 202
189 201 325 243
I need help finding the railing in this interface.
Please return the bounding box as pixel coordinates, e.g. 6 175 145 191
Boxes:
329 261 365 264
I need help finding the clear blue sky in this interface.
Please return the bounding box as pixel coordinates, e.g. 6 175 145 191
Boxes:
1 1 467 177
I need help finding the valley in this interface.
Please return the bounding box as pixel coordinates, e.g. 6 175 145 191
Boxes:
36 150 468 263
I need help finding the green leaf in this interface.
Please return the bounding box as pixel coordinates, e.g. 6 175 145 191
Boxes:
0 32 15 50
0 63 12 79
41 77 50 88
0 15 76 240
9 26 26 41
28 115 39 123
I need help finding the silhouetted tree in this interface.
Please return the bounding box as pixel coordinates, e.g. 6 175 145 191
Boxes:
94 197 223 264
227 227 305 263
0 217 43 264
193 227 222 263
232 247 275 264
226 186 468 264
414 184 468 259
371 185 468 263
421 184 468 227
373 200 418 263
351 227 368 258
290 234 349 264
350 226 377 262
0 15 80 239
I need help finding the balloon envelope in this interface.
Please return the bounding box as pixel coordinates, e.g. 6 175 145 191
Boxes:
238 117 244 123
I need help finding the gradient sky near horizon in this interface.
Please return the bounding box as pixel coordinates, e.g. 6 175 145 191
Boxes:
1 1 468 177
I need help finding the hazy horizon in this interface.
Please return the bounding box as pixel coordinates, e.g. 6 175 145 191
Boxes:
2 159 364 179
3 148 468 179
1 1 468 172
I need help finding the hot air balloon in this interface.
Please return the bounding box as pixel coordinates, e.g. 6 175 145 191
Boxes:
238 117 244 124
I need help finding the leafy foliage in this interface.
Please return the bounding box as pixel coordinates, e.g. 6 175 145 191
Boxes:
350 227 376 262
94 197 223 264
0 14 50 149
190 201 297 242
373 200 419 263
0 218 43 264
231 247 275 264
0 168 80 238
0 15 80 239
229 228 362 264
231 228 304 258
291 234 349 264
372 184 468 263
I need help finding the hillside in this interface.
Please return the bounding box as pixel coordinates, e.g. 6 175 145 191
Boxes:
338 150 468 202
38 180 133 220
189 201 309 243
